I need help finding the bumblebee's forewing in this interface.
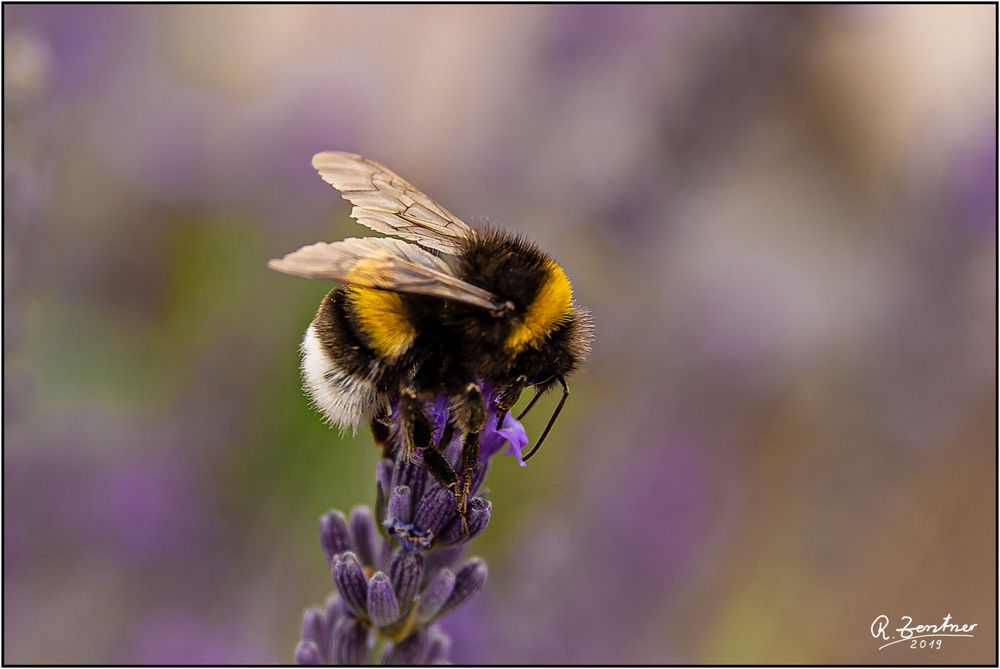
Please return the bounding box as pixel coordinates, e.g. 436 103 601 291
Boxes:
268 237 503 311
312 151 474 255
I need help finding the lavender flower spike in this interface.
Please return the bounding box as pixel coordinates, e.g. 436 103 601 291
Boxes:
296 385 523 664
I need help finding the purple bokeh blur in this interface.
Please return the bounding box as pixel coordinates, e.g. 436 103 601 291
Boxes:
4 4 995 664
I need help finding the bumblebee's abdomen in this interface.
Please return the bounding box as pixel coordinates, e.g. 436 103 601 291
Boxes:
344 286 417 359
303 287 389 429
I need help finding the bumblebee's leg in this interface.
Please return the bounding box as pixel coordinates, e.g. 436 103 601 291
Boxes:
458 433 480 535
453 384 487 535
422 422 460 498
369 404 393 458
399 389 461 498
494 376 526 429
398 389 433 462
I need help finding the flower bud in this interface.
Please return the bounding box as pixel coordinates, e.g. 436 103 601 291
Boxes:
440 558 487 615
388 549 423 611
366 571 400 627
293 640 323 665
331 552 368 618
349 506 378 567
319 510 352 564
416 568 455 624
331 615 369 665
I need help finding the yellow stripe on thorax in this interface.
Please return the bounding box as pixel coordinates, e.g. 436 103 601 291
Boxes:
505 260 573 354
347 286 416 359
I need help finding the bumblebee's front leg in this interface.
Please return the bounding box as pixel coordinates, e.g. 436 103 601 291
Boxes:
453 384 487 535
400 389 461 499
369 404 393 458
422 424 460 501
398 389 432 463
494 376 526 429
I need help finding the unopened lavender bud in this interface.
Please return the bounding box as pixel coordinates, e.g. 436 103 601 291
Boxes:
469 462 488 497
439 498 491 545
388 550 423 611
331 615 369 665
332 552 368 618
439 558 487 616
377 535 394 571
366 571 400 627
324 593 345 627
300 607 329 659
413 486 457 535
425 625 452 665
382 629 429 665
294 640 324 665
349 506 378 567
388 485 413 523
376 458 393 501
320 510 352 564
416 568 455 623
391 456 425 503
422 546 463 582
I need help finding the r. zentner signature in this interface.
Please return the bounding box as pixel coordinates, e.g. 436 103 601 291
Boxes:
871 614 977 651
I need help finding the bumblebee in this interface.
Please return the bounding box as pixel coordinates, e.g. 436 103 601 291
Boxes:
269 152 592 530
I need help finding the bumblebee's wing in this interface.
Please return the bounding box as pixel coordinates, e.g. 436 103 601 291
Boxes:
268 237 504 311
312 151 474 255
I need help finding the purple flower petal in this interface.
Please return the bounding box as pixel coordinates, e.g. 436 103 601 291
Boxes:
479 410 529 466
498 413 529 467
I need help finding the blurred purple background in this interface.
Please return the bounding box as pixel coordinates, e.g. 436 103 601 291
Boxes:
3 4 996 664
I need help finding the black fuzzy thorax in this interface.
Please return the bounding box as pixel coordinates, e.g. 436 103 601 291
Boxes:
314 227 584 403
455 227 552 312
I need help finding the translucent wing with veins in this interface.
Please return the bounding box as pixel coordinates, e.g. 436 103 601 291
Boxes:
312 151 475 255
267 237 504 311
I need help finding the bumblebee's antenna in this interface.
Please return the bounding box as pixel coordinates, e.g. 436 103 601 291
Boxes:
515 384 545 421
521 376 568 462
